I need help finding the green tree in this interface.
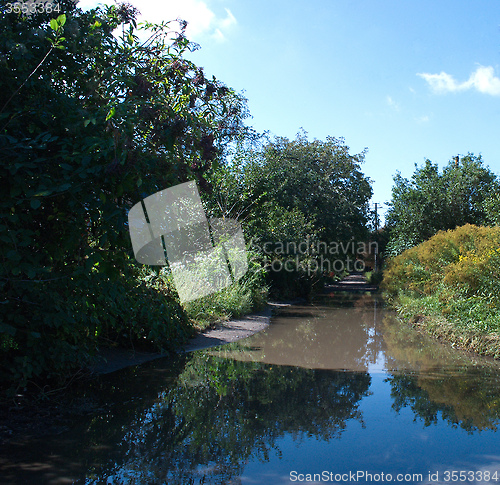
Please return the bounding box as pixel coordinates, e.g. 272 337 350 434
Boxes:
444 155 499 227
207 132 372 248
484 192 500 226
386 154 499 256
204 132 373 297
257 132 372 243
0 3 249 391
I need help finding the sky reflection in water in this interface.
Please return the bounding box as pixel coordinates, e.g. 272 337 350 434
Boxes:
3 292 500 485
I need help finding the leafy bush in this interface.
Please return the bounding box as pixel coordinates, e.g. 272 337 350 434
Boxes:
0 258 193 394
183 253 268 328
0 4 249 394
382 224 500 354
364 270 384 286
383 224 500 299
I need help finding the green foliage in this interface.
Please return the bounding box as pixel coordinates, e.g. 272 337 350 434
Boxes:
206 131 373 244
0 3 250 393
183 252 268 328
382 224 500 355
386 155 499 256
484 192 500 226
0 261 192 388
204 131 373 298
364 270 384 286
383 224 500 297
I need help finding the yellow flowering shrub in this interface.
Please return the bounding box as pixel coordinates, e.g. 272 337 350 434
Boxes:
383 224 500 300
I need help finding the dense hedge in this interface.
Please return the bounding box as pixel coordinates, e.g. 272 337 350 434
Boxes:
0 263 193 393
0 4 249 394
383 224 500 299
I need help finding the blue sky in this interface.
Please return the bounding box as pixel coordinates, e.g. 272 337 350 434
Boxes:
78 0 500 223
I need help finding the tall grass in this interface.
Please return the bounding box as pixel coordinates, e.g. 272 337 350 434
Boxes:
382 224 500 357
181 257 268 330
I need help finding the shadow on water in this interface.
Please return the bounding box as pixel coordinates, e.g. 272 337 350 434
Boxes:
2 354 371 484
3 291 500 484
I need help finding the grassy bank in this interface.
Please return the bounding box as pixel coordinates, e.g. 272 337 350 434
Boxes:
0 254 268 397
382 224 500 358
183 259 268 330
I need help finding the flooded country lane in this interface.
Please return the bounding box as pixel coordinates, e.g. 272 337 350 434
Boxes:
3 292 500 484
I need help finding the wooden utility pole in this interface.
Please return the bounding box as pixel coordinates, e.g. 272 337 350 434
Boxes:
373 202 380 272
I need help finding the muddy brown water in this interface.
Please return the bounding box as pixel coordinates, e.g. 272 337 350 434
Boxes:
2 291 500 484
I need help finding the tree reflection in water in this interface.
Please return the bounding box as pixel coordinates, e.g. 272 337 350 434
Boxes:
387 371 500 433
382 313 500 433
5 293 500 484
79 353 371 484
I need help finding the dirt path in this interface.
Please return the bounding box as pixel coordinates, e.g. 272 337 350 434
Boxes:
182 306 273 352
325 272 378 292
91 303 294 374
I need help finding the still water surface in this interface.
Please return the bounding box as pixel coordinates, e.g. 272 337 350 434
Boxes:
4 292 500 484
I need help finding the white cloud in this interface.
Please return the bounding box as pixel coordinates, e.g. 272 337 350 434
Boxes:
212 29 225 42
141 0 216 38
76 0 236 41
75 0 103 9
418 71 459 93
209 9 237 41
220 8 237 30
386 95 400 111
415 115 430 123
418 66 500 96
468 66 500 95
